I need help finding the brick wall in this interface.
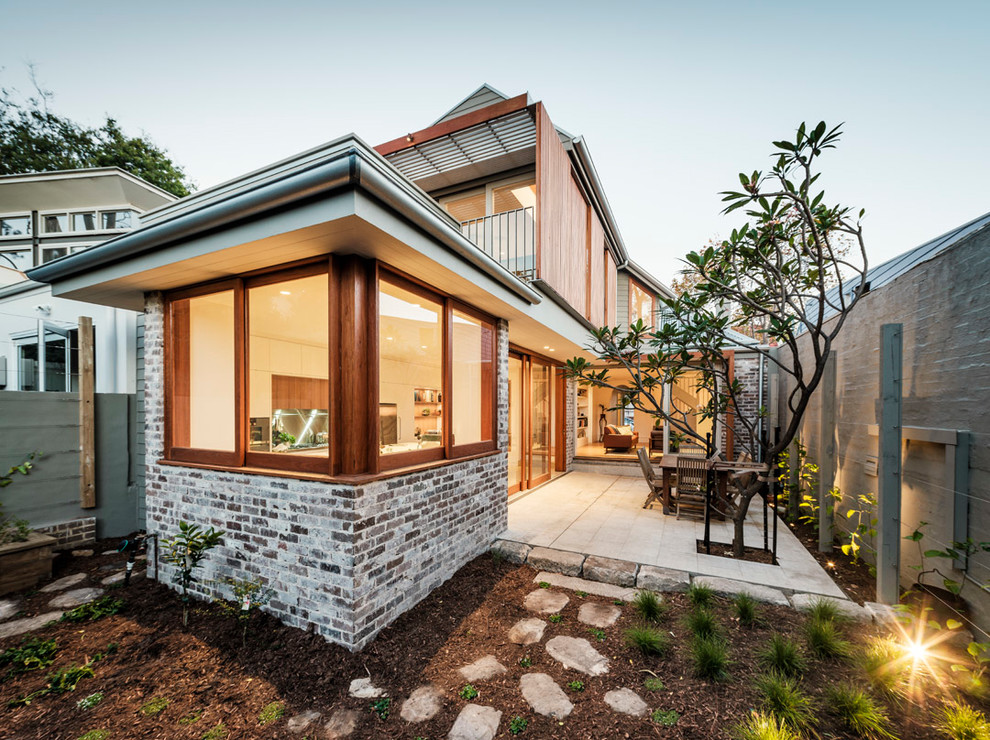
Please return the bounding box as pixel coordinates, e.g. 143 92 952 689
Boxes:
36 517 96 550
564 376 576 468
143 292 509 650
731 351 766 458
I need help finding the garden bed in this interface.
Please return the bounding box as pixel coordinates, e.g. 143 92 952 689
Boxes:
0 543 984 739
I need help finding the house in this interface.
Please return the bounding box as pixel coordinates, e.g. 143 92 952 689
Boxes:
27 86 751 649
0 168 176 393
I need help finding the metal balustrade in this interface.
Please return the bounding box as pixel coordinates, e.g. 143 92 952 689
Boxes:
459 206 535 280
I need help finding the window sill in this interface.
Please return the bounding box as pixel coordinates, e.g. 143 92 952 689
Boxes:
156 449 504 486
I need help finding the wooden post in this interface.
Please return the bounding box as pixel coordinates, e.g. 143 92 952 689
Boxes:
877 324 902 604
818 351 836 552
79 316 96 508
788 441 800 521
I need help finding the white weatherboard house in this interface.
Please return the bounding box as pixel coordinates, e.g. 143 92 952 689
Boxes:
28 87 761 649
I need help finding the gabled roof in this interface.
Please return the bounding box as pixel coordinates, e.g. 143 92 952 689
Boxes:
432 84 511 125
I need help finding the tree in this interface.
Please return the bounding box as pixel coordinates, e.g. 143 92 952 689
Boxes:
566 121 869 556
0 77 192 197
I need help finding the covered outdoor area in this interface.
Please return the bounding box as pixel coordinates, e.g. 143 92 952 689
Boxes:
503 471 844 597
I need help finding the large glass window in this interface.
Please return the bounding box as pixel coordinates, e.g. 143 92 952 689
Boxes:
629 279 655 327
72 212 97 231
444 191 486 223
248 273 328 462
43 213 69 233
0 215 31 237
451 309 494 448
170 289 236 453
379 279 443 457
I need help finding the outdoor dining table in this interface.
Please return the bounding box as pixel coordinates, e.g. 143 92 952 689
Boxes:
651 454 769 517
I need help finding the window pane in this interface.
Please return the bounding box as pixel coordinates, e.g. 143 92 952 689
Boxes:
531 361 553 479
171 290 235 451
0 216 31 236
42 248 68 263
379 280 442 455
451 309 493 446
18 343 38 391
444 191 486 223
72 212 96 231
248 274 329 457
43 214 68 233
0 249 32 270
101 210 134 229
508 356 523 488
492 179 536 214
44 334 68 392
630 281 654 327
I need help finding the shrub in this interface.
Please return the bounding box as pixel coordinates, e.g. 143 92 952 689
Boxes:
805 617 851 660
632 590 667 623
213 575 275 648
163 520 224 628
860 637 908 701
939 703 990 740
692 635 731 681
459 684 479 700
258 701 284 726
688 582 715 608
61 596 124 623
759 634 806 677
509 716 528 735
625 625 671 657
735 592 758 626
754 673 816 733
140 697 170 716
825 683 895 739
733 711 800 740
0 637 58 680
643 676 665 691
685 608 721 640
652 709 680 726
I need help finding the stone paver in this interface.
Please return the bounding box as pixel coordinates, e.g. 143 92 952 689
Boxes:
577 602 621 628
286 709 322 734
0 612 62 640
637 565 691 592
789 593 871 621
458 655 507 683
48 587 104 610
545 635 609 676
348 677 385 698
604 688 648 716
508 618 546 645
491 540 532 564
71 549 94 557
520 673 573 719
0 598 20 622
533 572 638 601
324 709 360 738
527 547 585 576
863 601 899 625
400 684 443 723
101 570 145 586
447 704 501 740
101 549 117 556
39 573 87 593
691 576 789 606
582 555 638 586
523 589 569 615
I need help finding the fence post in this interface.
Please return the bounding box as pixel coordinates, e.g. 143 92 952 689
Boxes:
79 316 96 509
818 351 836 552
877 324 903 604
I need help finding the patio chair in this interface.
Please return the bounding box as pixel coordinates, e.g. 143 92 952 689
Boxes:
675 456 708 520
637 447 664 510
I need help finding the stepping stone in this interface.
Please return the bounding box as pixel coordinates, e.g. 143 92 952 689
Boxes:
527 547 585 576
447 704 501 740
534 572 638 601
637 565 691 592
39 573 87 592
863 601 899 625
0 612 62 640
286 709 322 734
789 593 871 621
545 636 609 676
400 684 443 722
691 576 789 606
604 688 648 717
0 598 20 622
458 655 507 683
324 709 360 738
348 677 385 698
491 540 531 564
520 673 573 719
49 587 104 610
583 555 638 587
578 602 621 628
101 549 117 556
71 549 94 557
523 589 569 614
508 618 546 645
101 570 145 586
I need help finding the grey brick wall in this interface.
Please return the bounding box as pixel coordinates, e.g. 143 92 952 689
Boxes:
36 517 96 549
143 292 509 650
732 351 766 458
564 376 576 468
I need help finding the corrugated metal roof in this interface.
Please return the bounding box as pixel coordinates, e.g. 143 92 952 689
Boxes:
385 110 536 182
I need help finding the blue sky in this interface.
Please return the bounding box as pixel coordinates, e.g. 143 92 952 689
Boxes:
3 0 988 284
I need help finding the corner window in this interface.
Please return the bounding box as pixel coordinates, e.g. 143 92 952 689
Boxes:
101 210 135 230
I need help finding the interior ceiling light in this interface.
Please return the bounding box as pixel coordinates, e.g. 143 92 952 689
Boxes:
279 290 292 295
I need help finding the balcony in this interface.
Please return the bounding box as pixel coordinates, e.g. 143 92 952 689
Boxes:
459 206 535 281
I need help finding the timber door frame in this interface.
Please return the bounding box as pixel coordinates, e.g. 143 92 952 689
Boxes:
508 348 565 493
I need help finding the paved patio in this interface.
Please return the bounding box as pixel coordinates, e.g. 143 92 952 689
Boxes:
503 471 845 598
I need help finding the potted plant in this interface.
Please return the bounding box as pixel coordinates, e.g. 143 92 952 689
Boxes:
0 453 57 596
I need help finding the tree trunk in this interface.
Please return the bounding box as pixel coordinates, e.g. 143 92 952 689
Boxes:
733 512 747 557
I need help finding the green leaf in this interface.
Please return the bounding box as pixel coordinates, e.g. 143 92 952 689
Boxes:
947 619 963 630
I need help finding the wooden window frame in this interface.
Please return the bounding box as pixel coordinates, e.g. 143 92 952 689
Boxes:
448 300 498 458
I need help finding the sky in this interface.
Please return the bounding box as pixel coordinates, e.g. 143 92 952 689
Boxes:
2 0 989 286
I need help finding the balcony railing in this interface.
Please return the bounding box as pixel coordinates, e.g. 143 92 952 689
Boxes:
460 206 535 281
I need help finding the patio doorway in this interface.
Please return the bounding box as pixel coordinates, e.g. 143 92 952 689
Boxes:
508 351 559 493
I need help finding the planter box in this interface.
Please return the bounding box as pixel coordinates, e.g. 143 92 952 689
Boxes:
0 532 57 596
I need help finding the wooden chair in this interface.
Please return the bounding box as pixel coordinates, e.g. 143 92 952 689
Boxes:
637 447 664 510
676 456 709 520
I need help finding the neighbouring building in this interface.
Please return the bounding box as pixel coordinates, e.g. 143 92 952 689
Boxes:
27 86 756 649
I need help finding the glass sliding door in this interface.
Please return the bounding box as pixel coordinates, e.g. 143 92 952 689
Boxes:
529 359 554 486
507 352 559 493
508 354 524 493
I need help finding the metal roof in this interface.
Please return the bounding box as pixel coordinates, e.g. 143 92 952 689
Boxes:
432 84 510 125
385 109 536 183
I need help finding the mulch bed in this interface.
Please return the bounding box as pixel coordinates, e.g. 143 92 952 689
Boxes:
786 519 878 603
0 539 977 739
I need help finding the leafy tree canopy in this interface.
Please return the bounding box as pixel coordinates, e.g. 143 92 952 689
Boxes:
0 79 193 197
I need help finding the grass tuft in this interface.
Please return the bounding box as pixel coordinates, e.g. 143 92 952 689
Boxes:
939 703 990 740
688 582 716 608
77 731 110 740
200 724 228 740
732 711 801 740
258 701 284 726
625 625 671 657
692 634 731 681
734 592 759 627
652 708 680 726
758 634 806 677
806 597 846 624
139 697 169 716
754 672 816 733
685 608 721 640
643 676 665 691
805 617 851 660
632 590 668 624
860 636 909 701
825 683 896 739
